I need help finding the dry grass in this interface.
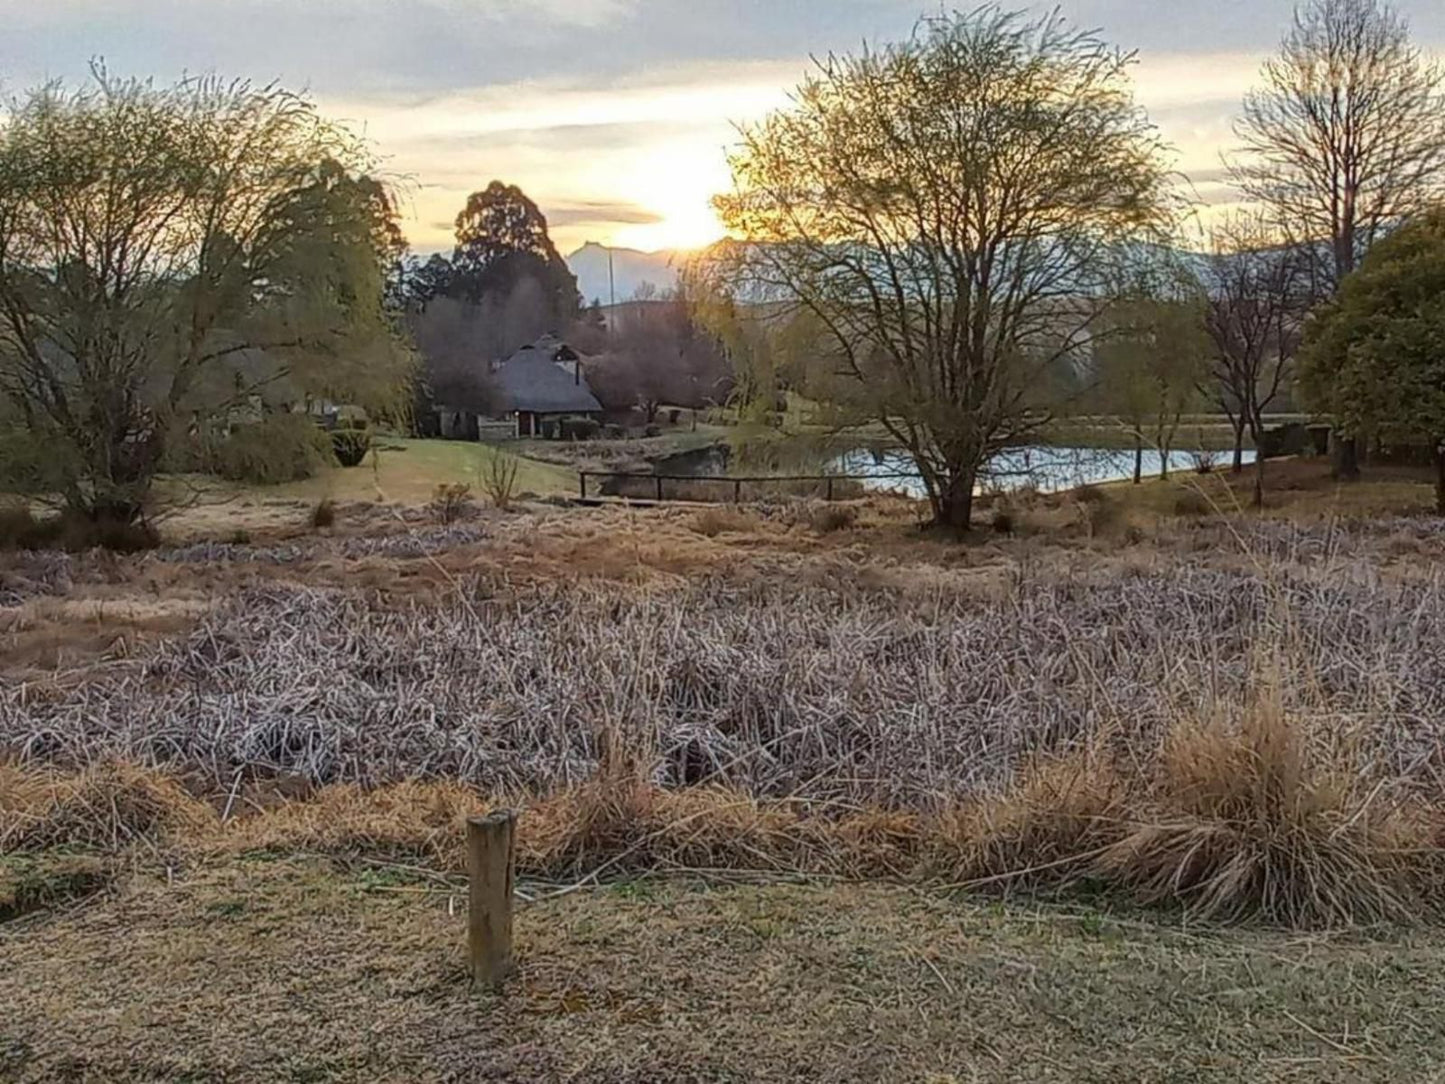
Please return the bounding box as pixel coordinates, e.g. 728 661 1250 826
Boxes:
4 682 1438 930
6 498 1445 929
688 506 761 537
9 544 1444 810
7 858 1445 1082
1098 696 1429 927
0 761 212 852
310 497 337 530
932 745 1127 889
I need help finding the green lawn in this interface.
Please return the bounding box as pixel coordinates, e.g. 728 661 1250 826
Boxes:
227 438 578 506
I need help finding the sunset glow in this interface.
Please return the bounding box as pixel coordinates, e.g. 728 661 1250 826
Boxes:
5 2 1443 256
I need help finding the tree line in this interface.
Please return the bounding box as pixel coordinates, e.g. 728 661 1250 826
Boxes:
701 0 1445 525
3 0 1443 534
0 78 733 532
397 184 731 428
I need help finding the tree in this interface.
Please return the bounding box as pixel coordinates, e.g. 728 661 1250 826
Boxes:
0 66 411 523
403 253 455 310
1297 208 1445 512
1094 288 1210 484
1230 0 1445 477
1201 213 1312 505
586 289 732 420
450 181 580 328
408 281 555 426
710 7 1176 528
406 297 503 421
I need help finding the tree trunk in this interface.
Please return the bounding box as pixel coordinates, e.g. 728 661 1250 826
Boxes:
1435 443 1445 516
1253 453 1265 510
1332 434 1360 480
935 470 976 530
1231 418 1245 473
1133 435 1143 485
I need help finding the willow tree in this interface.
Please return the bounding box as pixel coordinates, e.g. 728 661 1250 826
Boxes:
1093 288 1211 484
0 66 412 524
709 7 1176 528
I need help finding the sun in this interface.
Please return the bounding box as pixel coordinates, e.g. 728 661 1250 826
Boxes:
608 142 732 252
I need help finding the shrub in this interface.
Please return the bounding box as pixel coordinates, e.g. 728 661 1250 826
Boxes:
310 498 337 530
643 423 662 438
330 426 372 468
428 483 474 525
210 415 334 484
1083 492 1121 537
1074 483 1106 504
1172 491 1212 518
1 503 159 553
479 451 521 510
810 504 857 533
990 507 1015 535
0 502 40 550
229 528 252 545
561 416 601 441
78 515 159 553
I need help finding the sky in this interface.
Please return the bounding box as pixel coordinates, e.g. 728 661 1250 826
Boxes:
4 1 1443 256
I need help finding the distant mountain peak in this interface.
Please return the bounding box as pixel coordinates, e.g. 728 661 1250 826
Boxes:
565 242 681 306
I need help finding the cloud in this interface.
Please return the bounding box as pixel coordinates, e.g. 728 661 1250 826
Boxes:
5 1 1441 253
546 201 665 227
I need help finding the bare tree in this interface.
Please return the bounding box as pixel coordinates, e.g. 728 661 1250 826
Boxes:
1201 214 1312 506
1230 0 1445 477
586 290 732 422
709 7 1176 528
408 278 555 425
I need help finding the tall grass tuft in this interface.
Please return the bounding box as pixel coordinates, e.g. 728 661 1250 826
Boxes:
1097 695 1424 927
0 761 214 851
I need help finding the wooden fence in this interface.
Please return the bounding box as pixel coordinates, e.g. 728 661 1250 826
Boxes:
577 470 924 504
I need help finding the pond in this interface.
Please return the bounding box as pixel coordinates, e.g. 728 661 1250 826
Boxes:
646 439 1257 500
836 446 1258 499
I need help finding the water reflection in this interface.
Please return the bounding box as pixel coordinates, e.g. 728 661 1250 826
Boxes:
835 446 1258 498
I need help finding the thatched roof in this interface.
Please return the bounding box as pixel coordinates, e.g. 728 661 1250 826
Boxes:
493 342 602 414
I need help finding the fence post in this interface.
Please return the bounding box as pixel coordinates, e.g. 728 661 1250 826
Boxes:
655 475 663 502
826 477 834 502
579 472 587 501
733 479 742 503
467 810 517 992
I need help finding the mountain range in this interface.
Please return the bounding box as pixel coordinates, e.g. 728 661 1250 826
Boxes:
565 242 682 306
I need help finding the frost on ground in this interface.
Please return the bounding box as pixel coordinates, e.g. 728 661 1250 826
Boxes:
5 525 1444 806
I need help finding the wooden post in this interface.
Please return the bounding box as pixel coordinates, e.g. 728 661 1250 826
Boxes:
825 477 834 502
733 479 742 503
579 472 587 500
655 475 664 502
467 810 516 992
